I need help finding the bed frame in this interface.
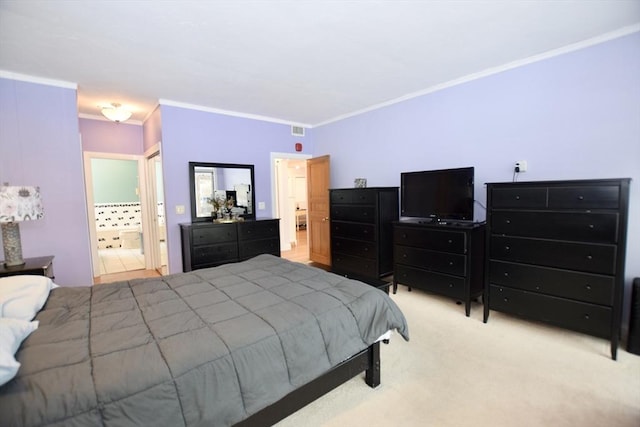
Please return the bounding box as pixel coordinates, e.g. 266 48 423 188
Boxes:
235 341 381 426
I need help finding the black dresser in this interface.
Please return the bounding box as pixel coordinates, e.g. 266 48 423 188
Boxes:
393 221 485 316
330 187 398 288
484 178 631 359
180 219 280 272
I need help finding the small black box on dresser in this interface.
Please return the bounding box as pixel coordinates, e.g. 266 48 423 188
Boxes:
484 178 631 360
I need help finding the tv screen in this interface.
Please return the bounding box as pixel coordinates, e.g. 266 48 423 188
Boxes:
401 167 474 221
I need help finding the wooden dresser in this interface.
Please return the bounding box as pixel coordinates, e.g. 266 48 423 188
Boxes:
180 219 280 272
329 187 398 288
393 221 485 316
484 178 631 359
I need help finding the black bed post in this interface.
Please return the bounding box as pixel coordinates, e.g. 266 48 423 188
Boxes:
365 341 381 388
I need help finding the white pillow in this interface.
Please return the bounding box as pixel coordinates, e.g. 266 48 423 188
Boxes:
0 318 38 386
0 275 55 320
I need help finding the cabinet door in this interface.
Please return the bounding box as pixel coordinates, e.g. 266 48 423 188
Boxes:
331 205 376 223
548 185 619 209
332 237 376 259
192 224 237 245
238 220 279 240
490 236 616 275
491 211 618 243
192 243 238 267
395 265 465 299
490 187 547 209
489 285 611 338
393 226 465 253
489 260 614 305
394 245 465 276
332 222 375 241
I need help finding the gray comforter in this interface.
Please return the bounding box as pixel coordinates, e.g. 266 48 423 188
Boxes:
0 254 409 427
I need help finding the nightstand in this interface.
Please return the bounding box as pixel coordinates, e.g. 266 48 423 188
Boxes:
0 255 55 279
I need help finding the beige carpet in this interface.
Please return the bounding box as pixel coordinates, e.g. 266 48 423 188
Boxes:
275 285 640 427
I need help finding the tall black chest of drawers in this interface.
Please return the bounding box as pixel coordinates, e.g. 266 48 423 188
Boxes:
484 179 631 359
180 219 280 272
330 187 398 287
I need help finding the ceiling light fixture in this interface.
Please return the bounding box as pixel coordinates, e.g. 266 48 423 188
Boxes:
101 103 132 123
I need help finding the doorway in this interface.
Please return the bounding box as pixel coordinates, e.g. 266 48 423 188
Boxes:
270 152 311 263
83 151 165 281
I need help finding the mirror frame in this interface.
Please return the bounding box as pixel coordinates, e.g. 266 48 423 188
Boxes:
189 161 256 222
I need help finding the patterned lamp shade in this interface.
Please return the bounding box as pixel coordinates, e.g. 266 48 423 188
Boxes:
0 186 44 266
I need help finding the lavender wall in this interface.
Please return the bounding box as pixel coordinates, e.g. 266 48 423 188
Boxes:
79 118 144 154
0 78 93 286
143 106 162 153
159 105 313 273
314 32 640 324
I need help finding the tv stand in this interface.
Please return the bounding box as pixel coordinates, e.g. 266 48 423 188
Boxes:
393 220 485 316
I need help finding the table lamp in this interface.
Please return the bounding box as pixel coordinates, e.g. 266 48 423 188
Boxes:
0 185 44 267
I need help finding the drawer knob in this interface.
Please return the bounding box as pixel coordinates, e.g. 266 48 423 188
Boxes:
584 314 590 320
448 283 454 288
515 195 521 200
585 284 591 290
586 255 593 260
402 254 407 258
578 195 584 200
503 297 509 302
503 272 509 277
505 246 510 251
588 224 594 229
448 239 453 244
449 261 454 266
364 247 369 252
535 286 541 290
505 219 511 224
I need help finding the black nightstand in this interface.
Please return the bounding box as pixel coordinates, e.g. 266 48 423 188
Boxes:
0 255 55 279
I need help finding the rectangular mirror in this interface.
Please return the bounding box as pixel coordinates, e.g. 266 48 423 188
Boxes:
189 162 256 222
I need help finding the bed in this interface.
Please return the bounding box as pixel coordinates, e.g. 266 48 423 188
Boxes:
0 254 409 427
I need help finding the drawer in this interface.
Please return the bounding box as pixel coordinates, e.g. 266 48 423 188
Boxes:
192 242 238 266
330 189 376 205
490 187 547 209
331 205 376 223
332 221 375 241
489 285 612 339
333 237 377 259
394 265 465 299
489 260 615 306
490 236 616 275
192 224 237 245
395 245 466 276
332 253 378 279
548 185 619 209
394 226 465 253
491 211 618 243
239 238 280 259
238 220 279 241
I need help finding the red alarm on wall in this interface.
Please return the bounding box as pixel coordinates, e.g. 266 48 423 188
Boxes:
295 143 302 152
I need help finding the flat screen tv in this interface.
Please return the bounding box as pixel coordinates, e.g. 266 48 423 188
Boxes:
400 167 474 222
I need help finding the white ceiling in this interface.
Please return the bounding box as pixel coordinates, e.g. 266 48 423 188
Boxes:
1 1 639 127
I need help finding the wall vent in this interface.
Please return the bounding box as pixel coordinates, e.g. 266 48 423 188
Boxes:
291 126 305 137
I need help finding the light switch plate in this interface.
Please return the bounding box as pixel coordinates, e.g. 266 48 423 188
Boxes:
258 202 266 210
176 205 185 214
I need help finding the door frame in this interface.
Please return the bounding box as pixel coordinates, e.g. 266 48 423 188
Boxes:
144 142 168 275
83 151 152 279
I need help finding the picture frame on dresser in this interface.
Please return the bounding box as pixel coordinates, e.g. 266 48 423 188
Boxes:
483 178 631 360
